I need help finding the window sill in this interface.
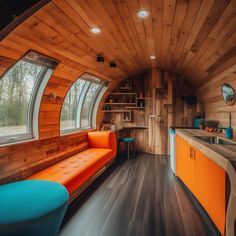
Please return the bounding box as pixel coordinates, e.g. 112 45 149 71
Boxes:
60 128 96 137
0 137 38 148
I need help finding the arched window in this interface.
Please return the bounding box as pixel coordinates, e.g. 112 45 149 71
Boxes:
0 51 58 145
60 73 108 133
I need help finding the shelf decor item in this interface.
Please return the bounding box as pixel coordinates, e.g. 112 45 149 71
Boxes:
199 119 205 130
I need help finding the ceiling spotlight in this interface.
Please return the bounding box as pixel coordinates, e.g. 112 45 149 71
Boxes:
110 62 117 68
150 55 156 60
90 27 101 34
137 10 149 18
97 55 104 63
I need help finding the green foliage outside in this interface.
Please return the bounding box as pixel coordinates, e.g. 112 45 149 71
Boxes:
0 61 42 132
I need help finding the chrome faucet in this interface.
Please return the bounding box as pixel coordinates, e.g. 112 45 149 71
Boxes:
219 111 232 128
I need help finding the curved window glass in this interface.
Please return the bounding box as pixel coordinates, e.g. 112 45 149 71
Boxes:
81 83 101 128
0 51 58 145
60 73 107 133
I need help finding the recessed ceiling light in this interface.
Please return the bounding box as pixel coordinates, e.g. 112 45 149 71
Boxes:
150 55 156 60
137 10 149 18
90 27 101 34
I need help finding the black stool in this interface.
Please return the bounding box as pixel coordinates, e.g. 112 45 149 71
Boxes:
118 137 136 158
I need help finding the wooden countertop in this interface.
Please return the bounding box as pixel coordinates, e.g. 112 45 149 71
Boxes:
105 125 148 132
117 125 148 131
176 129 236 236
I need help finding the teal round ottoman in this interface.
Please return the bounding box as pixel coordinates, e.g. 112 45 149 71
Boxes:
0 180 69 236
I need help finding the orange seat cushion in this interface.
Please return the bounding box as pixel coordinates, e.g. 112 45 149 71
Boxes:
27 148 113 194
88 131 117 155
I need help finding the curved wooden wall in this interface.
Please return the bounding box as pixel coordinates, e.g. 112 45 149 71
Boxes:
0 0 236 138
0 0 236 183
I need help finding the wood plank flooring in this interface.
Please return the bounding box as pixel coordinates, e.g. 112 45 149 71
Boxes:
59 153 211 236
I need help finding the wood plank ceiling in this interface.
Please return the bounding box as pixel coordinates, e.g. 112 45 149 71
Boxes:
0 0 236 87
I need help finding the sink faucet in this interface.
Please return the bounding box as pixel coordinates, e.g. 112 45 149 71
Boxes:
219 111 232 128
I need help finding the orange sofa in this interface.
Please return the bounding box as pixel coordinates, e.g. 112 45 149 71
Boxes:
27 131 117 197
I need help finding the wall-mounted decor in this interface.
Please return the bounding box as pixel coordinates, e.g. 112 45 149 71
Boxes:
221 83 235 106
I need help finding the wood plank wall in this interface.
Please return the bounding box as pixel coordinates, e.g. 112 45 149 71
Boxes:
146 69 196 155
198 69 236 137
0 131 89 185
146 69 167 155
101 68 197 155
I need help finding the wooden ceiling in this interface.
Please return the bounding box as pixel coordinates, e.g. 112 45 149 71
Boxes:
0 0 236 87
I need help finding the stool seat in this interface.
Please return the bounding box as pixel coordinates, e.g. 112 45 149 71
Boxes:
118 137 136 158
0 180 69 236
119 137 135 142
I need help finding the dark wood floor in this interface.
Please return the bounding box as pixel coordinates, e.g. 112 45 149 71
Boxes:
59 153 211 236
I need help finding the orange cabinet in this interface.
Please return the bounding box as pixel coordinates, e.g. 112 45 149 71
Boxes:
176 135 226 235
195 151 209 212
187 146 196 195
207 158 226 235
176 136 195 194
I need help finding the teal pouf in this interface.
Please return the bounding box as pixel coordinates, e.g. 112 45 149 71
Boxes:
0 180 69 236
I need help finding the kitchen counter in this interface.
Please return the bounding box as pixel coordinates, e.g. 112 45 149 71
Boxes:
105 125 148 132
116 125 148 131
176 129 236 236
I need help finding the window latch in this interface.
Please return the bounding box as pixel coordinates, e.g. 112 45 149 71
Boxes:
6 137 18 141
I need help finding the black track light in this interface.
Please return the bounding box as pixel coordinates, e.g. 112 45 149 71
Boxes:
97 55 104 64
110 62 117 68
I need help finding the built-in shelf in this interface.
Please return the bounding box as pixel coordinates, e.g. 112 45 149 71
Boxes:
110 92 136 95
102 110 129 113
126 107 145 109
119 87 132 90
123 111 132 122
137 97 146 99
105 103 136 105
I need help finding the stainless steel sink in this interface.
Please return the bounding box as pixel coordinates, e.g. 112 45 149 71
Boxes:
194 136 235 145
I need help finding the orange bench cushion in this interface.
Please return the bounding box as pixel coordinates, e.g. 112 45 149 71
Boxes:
27 148 113 194
88 131 117 156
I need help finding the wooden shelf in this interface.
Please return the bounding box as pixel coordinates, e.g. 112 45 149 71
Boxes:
126 107 145 109
102 110 129 113
110 92 136 95
137 97 146 99
105 103 136 105
119 87 132 90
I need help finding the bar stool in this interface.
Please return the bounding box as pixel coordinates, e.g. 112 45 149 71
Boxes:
118 137 136 158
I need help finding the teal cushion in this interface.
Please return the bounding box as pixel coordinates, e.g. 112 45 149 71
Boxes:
0 180 69 224
119 137 135 143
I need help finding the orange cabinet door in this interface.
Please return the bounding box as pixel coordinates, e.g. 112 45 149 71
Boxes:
207 159 226 236
195 149 226 235
195 150 209 212
176 135 196 194
186 146 196 195
176 135 189 184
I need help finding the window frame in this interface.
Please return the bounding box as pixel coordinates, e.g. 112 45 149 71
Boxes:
0 51 58 145
60 73 108 134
